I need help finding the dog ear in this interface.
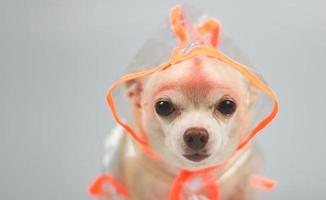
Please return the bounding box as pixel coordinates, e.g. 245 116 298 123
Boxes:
245 81 259 108
125 79 143 108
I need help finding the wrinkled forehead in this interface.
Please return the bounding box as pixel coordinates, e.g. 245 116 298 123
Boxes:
145 56 248 100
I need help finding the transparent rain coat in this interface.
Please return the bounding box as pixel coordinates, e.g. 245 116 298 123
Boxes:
89 5 279 200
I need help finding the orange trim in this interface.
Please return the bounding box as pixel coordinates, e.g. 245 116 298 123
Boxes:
197 18 221 48
251 175 277 191
169 170 192 200
170 5 188 45
89 174 128 198
132 96 161 159
202 173 220 200
169 171 220 200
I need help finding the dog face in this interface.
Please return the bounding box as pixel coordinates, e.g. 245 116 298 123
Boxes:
126 56 256 170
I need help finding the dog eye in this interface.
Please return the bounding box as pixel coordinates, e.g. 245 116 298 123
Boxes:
155 100 175 116
216 99 236 116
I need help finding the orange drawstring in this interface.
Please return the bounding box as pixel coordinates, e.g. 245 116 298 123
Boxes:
89 174 128 198
251 175 277 191
169 170 221 200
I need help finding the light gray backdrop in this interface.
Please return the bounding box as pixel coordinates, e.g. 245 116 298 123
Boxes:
1 0 325 199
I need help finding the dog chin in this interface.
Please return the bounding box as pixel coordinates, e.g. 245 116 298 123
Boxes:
174 153 216 171
182 159 214 171
171 150 231 171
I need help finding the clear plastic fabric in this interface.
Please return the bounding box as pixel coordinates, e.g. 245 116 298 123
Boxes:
90 4 279 200
109 4 277 157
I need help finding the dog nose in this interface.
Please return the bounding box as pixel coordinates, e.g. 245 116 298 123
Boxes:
183 128 209 151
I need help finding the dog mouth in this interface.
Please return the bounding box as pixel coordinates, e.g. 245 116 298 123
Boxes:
183 153 210 162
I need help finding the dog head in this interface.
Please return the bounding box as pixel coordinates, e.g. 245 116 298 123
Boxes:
126 56 257 170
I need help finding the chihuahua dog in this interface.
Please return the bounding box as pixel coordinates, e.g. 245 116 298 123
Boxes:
103 55 257 200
